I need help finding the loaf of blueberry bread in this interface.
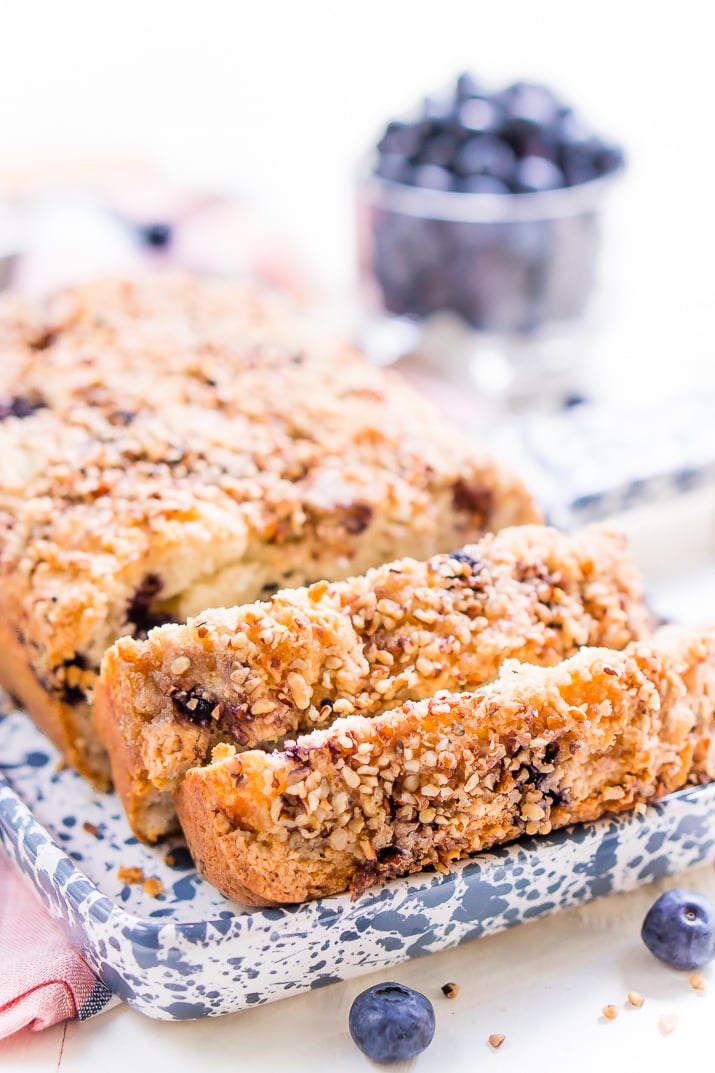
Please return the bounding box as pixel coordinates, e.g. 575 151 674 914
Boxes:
174 625 715 905
0 274 539 787
95 523 653 842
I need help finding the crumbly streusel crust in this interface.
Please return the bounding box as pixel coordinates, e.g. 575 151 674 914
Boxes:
95 523 653 842
175 626 715 906
0 274 539 784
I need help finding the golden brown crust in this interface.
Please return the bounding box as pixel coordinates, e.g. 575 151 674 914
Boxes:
176 626 715 906
0 273 539 779
97 523 653 842
0 614 110 787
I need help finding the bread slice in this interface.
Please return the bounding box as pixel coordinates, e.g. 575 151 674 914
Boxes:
95 523 653 842
174 626 715 906
0 274 539 787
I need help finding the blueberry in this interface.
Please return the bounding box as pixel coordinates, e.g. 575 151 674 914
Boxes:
498 80 562 128
453 134 515 181
592 141 625 176
377 120 422 157
349 982 435 1064
375 152 411 183
512 155 564 193
641 888 715 970
410 163 455 191
417 131 459 168
457 96 502 136
139 223 172 249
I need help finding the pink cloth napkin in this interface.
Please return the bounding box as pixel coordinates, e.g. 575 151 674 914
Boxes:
0 850 116 1037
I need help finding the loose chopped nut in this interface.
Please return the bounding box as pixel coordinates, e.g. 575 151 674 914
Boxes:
602 1005 619 1020
441 982 460 999
659 1013 678 1035
143 876 165 898
488 1034 505 1049
627 990 644 1008
171 656 191 675
689 973 707 991
117 866 145 885
211 742 236 762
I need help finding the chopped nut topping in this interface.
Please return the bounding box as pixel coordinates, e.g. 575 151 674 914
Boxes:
171 656 191 676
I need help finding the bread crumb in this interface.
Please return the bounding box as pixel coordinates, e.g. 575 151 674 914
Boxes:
689 973 707 992
627 990 644 1008
441 982 460 999
659 1013 678 1036
602 1005 618 1020
211 742 236 762
143 876 165 898
488 1034 505 1049
117 866 144 884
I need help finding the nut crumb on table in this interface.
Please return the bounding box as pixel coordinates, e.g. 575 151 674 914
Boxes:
689 973 707 991
441 982 460 999
601 1005 619 1020
488 1033 505 1049
627 990 645 1008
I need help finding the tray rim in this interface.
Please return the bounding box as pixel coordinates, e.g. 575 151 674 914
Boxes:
3 751 715 1020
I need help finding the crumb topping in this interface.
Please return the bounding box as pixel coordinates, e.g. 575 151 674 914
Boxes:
0 273 538 703
177 627 715 901
108 523 651 813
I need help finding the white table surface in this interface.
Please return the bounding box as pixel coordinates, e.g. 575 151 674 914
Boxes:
2 865 715 1073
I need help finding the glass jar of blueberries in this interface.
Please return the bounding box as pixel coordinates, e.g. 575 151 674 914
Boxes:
356 75 624 376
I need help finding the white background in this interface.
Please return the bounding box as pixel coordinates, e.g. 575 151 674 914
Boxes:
0 0 714 401
1 4 715 1069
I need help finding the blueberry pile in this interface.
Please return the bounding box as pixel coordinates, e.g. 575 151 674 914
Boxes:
374 74 623 195
641 888 715 971
349 982 435 1063
361 74 624 332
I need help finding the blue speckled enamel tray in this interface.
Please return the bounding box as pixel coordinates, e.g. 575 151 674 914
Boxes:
2 483 715 1022
2 706 715 1021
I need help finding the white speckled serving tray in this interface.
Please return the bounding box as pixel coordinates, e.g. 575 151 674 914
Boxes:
1 488 714 1021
